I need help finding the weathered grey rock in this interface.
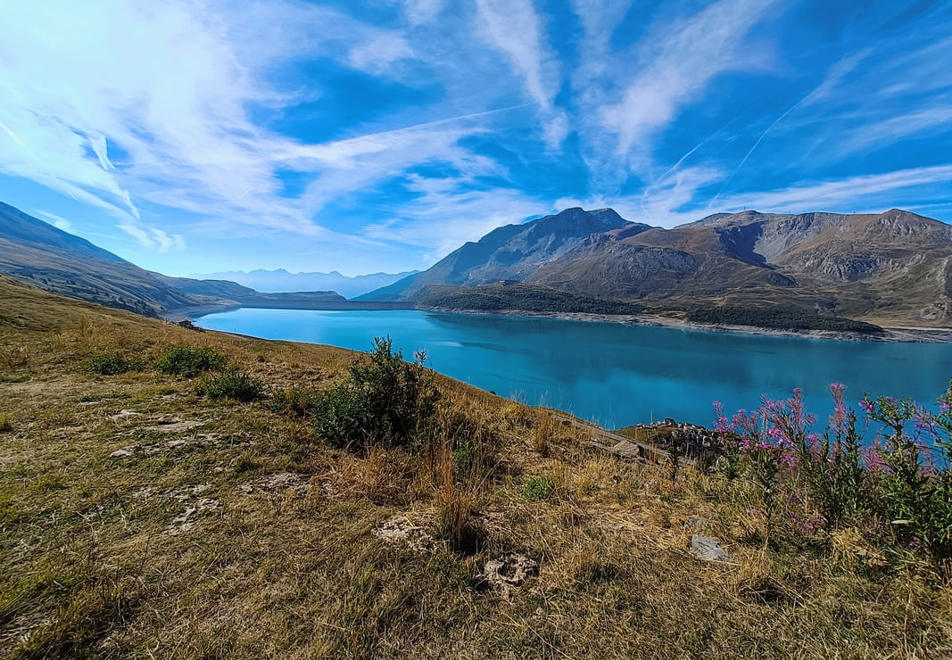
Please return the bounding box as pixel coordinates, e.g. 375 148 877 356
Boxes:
480 553 539 589
682 517 709 530
608 440 645 461
690 534 733 562
109 447 133 458
373 516 438 553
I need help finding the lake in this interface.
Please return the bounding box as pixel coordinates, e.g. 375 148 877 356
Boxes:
196 308 952 429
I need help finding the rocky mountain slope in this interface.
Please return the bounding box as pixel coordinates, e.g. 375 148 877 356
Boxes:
358 208 643 300
365 206 952 326
0 202 344 317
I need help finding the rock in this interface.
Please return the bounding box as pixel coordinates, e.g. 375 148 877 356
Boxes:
479 553 539 589
682 517 709 530
110 409 142 420
238 472 308 495
145 420 204 434
690 534 733 562
167 493 219 534
109 447 134 458
373 516 438 553
608 440 645 461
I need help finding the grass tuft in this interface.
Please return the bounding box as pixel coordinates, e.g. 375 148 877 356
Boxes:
155 346 227 377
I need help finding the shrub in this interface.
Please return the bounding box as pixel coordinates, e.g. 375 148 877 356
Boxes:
0 413 11 432
713 382 952 568
90 353 144 375
155 346 227 377
311 336 440 451
522 474 556 501
196 368 263 401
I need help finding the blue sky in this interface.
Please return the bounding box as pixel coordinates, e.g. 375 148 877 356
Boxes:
1 0 951 276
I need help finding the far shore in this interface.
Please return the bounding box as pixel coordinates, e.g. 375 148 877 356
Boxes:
419 306 952 344
171 302 952 344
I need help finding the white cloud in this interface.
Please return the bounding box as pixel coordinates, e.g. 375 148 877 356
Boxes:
0 0 460 248
33 210 73 233
712 165 952 214
401 0 445 25
348 34 414 74
363 174 549 261
601 0 777 157
474 0 566 148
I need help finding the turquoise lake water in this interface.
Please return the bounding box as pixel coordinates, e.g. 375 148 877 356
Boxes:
196 308 952 429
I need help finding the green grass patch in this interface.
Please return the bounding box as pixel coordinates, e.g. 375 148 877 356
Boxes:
522 474 556 501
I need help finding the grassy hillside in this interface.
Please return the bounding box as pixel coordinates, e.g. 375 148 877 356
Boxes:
1 275 949 657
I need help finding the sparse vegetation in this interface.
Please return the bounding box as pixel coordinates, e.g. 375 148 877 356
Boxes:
196 368 263 401
0 413 11 432
155 346 228 377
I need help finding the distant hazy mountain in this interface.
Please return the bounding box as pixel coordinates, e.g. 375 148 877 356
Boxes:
0 202 344 318
363 206 952 326
195 268 419 300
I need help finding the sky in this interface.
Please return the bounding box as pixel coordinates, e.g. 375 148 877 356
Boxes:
1 1 951 276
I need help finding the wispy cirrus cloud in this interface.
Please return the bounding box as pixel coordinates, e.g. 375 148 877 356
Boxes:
601 0 778 159
474 0 567 148
1 0 952 274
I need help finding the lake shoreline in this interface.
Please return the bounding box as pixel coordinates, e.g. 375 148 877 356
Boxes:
181 302 952 344
417 306 952 344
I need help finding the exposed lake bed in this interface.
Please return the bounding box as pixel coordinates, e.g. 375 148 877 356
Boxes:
196 307 952 428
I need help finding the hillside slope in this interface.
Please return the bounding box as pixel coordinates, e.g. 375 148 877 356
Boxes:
0 276 949 657
0 203 344 317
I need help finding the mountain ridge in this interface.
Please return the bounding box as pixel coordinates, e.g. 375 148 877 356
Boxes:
363 206 952 326
0 204 345 318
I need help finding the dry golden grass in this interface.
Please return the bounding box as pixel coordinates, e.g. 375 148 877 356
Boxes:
1 275 951 658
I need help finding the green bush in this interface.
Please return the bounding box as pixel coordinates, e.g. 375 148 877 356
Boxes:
270 386 320 417
196 368 263 402
90 352 144 375
522 474 556 501
155 346 227 377
311 336 440 451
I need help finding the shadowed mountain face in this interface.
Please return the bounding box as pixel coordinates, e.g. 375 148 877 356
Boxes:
365 207 952 325
0 203 344 318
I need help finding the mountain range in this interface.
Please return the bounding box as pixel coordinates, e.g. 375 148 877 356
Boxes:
192 268 418 300
0 202 344 318
2 201 950 330
361 206 952 328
